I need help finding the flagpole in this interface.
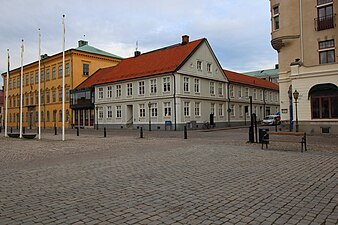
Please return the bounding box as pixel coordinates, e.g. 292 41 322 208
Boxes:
19 40 24 138
62 15 65 141
38 29 41 139
4 49 10 137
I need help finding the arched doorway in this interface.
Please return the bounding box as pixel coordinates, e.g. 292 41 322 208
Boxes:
309 83 338 119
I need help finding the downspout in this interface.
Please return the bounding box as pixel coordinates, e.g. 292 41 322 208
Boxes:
70 51 74 126
172 73 177 131
300 0 304 62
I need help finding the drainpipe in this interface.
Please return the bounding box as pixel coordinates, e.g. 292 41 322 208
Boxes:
172 73 177 131
227 82 231 127
300 0 304 62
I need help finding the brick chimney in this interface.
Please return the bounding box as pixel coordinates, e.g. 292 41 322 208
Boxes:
182 35 189 45
78 40 88 47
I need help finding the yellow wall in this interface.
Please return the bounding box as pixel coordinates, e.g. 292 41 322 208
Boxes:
2 49 121 129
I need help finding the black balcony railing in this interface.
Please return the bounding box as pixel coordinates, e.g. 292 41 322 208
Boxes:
315 15 335 31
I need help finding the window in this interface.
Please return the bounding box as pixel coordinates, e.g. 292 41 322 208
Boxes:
46 69 50 80
273 5 280 30
58 65 62 77
207 63 212 73
151 103 158 117
184 102 190 116
163 77 170 92
260 90 264 101
35 72 39 83
244 87 249 98
25 74 29 85
9 79 12 89
183 77 189 92
230 104 235 116
229 85 234 98
311 91 338 119
253 89 257 100
269 91 273 101
319 40 335 64
116 84 121 97
52 67 56 79
66 87 70 101
194 102 200 116
239 105 243 117
46 90 50 103
52 89 56 102
219 104 224 117
138 81 145 95
210 103 215 115
210 82 215 95
238 87 243 98
59 110 62 122
13 79 16 89
65 63 70 76
98 87 104 99
83 64 89 76
25 94 29 106
41 91 45 104
41 70 44 82
58 89 62 102
197 60 202 70
107 86 113 98
17 77 20 87
30 73 34 84
116 106 122 118
98 107 103 119
127 83 133 96
150 79 157 94
107 106 112 118
163 102 171 117
47 111 50 122
139 104 145 118
218 83 223 96
194 79 200 93
317 1 334 31
30 93 34 105
53 110 57 122
36 92 39 104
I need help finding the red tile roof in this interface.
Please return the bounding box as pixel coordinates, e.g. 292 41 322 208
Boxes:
223 69 279 91
76 39 205 90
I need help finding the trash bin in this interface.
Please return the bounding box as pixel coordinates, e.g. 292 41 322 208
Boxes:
259 128 269 143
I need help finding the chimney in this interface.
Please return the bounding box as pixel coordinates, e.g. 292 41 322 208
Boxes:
134 50 141 57
78 40 88 47
275 64 279 69
182 35 189 45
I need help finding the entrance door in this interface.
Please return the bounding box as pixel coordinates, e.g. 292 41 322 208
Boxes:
126 105 133 126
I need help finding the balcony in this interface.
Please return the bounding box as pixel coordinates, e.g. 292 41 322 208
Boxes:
315 15 335 31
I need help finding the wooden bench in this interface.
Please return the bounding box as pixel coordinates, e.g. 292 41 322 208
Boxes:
262 131 307 152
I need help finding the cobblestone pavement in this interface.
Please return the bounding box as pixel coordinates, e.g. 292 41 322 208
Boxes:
0 128 337 225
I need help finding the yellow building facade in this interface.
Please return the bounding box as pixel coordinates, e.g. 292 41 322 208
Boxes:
2 40 122 129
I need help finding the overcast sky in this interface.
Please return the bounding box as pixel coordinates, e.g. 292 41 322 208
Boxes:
0 0 277 87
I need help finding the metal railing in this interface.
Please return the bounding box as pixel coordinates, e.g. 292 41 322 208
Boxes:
315 15 335 31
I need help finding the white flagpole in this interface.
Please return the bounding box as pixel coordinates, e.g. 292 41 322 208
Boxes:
38 29 41 139
4 49 10 137
19 40 24 138
62 15 65 141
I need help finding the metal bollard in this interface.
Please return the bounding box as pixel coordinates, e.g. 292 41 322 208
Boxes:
0 126 2 133
37 127 39 134
77 127 79 136
104 127 106 138
23 127 25 134
140 127 143 138
11 127 12 133
184 126 187 139
54 126 57 135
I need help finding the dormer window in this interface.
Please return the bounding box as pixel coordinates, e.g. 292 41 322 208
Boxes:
207 63 212 73
197 60 202 71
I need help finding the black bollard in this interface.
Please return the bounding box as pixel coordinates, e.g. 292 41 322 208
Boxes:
104 127 106 138
23 127 25 134
54 126 57 135
184 126 187 139
140 127 143 138
37 127 39 134
0 126 2 133
10 127 12 133
77 127 79 136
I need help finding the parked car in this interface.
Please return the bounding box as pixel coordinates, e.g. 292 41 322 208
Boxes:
262 115 281 126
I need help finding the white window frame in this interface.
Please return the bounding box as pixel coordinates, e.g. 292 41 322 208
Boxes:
151 103 158 117
207 63 212 73
98 107 104 119
218 83 223 96
219 104 224 117
107 86 113 98
138 81 145 95
139 104 145 118
211 103 215 115
98 87 104 99
163 77 171 92
197 60 202 71
116 84 121 97
239 105 243 117
245 87 249 98
238 87 243 98
253 89 257 100
150 79 157 94
127 83 133 96
194 102 200 116
183 77 190 92
231 104 235 116
210 82 215 95
107 106 112 118
194 78 200 93
163 102 171 117
116 105 122 118
230 85 234 98
184 102 190 117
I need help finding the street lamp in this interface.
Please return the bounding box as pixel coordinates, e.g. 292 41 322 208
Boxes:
148 102 151 131
248 96 254 143
293 90 299 132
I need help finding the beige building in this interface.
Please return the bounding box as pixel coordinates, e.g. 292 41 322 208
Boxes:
270 0 338 134
2 40 122 129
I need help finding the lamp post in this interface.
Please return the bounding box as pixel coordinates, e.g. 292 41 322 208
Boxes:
96 106 98 130
148 102 151 131
249 96 254 143
293 90 299 132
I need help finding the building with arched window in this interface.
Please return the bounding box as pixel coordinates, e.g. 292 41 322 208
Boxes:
270 0 338 134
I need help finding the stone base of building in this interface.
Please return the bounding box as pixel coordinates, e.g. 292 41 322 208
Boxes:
278 121 338 135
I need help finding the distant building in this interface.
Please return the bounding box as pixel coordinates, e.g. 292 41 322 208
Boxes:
0 89 3 127
1 40 122 129
244 65 279 84
270 0 338 134
224 70 279 124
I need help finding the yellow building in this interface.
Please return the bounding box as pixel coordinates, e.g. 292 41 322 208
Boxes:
1 40 122 129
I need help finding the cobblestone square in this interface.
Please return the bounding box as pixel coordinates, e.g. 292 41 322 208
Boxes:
0 128 337 224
